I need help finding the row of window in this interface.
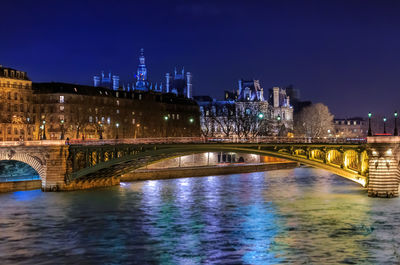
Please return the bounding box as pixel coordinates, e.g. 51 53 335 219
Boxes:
0 82 31 89
2 69 26 79
0 127 32 135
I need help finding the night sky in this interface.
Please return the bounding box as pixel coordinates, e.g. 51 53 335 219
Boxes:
2 0 400 118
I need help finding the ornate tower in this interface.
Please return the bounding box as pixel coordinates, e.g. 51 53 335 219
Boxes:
135 48 148 91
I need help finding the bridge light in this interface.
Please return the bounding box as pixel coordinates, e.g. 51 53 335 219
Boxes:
258 113 264 119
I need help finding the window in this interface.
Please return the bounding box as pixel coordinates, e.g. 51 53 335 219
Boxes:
60 96 64 103
177 114 180 120
132 118 135 124
60 105 64 111
14 128 18 134
89 116 93 123
172 114 175 119
116 100 119 106
138 94 142 100
116 109 119 114
14 93 18 100
7 127 11 134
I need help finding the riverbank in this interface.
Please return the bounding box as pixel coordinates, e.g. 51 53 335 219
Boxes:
0 180 41 193
121 162 298 182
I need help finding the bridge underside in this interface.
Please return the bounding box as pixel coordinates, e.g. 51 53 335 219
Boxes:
66 143 368 188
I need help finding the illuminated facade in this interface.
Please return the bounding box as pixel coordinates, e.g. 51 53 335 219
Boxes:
165 67 193 98
0 66 36 141
93 72 120 90
196 80 293 137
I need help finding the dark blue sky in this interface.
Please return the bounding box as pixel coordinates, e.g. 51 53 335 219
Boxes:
2 0 400 117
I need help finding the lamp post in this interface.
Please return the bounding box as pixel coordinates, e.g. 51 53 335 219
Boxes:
60 119 65 140
98 122 103 139
116 122 119 139
164 115 169 138
42 120 46 140
367 112 372 136
394 111 398 136
383 117 387 134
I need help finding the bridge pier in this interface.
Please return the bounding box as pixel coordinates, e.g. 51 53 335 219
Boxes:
367 137 400 198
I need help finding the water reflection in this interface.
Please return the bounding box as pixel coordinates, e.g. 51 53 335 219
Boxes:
1 168 400 264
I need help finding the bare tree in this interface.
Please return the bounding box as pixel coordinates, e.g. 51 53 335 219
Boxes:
295 103 334 137
214 103 236 137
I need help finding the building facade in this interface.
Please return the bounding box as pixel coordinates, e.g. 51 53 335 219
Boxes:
334 117 367 138
195 80 293 138
0 65 200 141
165 67 193 98
33 82 200 140
0 66 36 141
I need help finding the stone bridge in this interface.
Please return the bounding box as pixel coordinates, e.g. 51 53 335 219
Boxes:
0 137 399 197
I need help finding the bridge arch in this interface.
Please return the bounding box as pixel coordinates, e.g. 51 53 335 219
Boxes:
0 152 46 181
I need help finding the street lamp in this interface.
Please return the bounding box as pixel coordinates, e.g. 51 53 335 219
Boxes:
367 112 372 136
116 122 120 139
277 115 281 121
189 117 194 123
98 122 103 139
42 120 46 140
394 111 398 136
164 115 169 137
383 117 387 134
258 113 264 119
60 120 65 140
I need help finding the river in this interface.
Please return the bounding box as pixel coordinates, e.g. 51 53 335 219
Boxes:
1 167 400 264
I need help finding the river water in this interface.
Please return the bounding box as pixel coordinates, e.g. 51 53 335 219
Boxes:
1 167 400 264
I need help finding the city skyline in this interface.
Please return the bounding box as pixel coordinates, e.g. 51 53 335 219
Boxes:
2 0 400 117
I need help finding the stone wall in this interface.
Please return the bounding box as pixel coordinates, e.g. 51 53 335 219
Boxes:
367 136 400 197
0 180 41 192
121 162 298 182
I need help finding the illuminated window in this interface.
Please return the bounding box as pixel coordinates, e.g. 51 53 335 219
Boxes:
60 105 64 111
89 116 93 123
177 114 180 120
60 96 64 103
132 118 135 124
116 100 119 106
116 109 119 114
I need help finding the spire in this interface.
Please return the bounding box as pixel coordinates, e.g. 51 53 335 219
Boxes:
174 67 177 76
182 66 185 76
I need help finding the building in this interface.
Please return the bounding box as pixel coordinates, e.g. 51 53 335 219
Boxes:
195 79 293 138
0 65 36 141
93 72 120 91
32 82 200 140
165 67 193 98
334 117 367 138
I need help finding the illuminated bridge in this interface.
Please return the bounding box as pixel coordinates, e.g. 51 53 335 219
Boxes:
0 136 399 198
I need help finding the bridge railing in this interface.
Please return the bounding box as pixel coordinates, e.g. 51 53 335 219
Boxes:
0 137 367 147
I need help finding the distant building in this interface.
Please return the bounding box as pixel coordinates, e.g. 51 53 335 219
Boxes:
165 67 192 98
93 72 120 90
333 117 367 138
195 79 293 137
